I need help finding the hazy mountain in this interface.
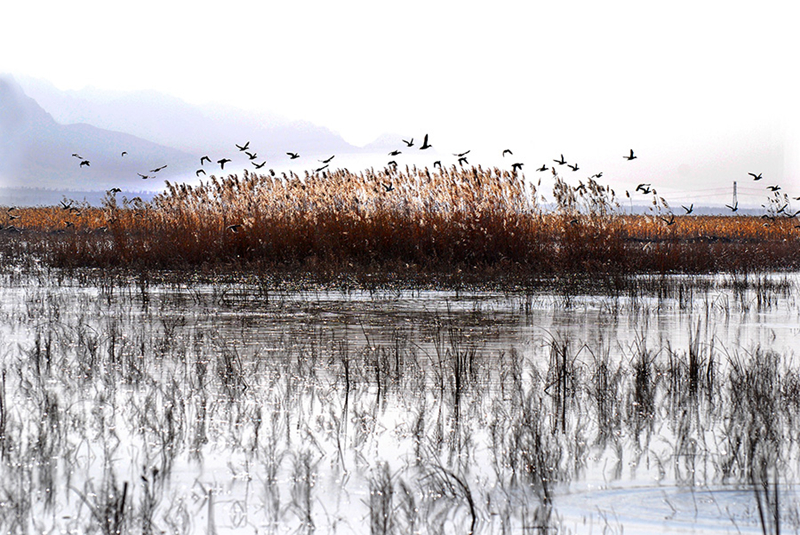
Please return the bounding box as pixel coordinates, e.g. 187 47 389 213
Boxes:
1 75 196 192
16 76 360 161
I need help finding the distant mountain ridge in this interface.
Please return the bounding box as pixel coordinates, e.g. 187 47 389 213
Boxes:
1 75 196 191
1 75 367 197
15 76 360 160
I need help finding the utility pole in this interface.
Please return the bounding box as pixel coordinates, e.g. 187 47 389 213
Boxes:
732 181 738 208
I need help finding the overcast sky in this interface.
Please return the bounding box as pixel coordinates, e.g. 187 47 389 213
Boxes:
2 0 798 204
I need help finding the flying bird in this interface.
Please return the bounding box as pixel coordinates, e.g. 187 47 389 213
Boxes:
137 173 151 179
121 151 127 157
236 141 250 151
253 161 266 169
511 163 523 172
315 164 328 173
433 161 442 169
419 134 432 150
79 160 90 167
536 164 548 172
109 187 122 194
458 156 468 166
567 163 579 172
503 149 513 157
71 153 83 159
200 155 211 165
387 160 398 167
382 182 394 192
767 185 781 192
682 204 694 214
592 172 603 179
150 165 167 173
226 224 242 233
725 201 739 212
218 158 231 169
749 172 762 181
402 138 414 147
389 150 402 156
554 154 567 165
624 149 637 161
636 183 652 194
661 214 676 225
287 152 300 159
245 151 258 160
196 169 206 176
454 150 470 158
319 155 335 163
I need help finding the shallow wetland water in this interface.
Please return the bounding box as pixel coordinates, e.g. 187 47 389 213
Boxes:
1 272 799 533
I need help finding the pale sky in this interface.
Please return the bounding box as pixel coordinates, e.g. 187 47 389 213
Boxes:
2 0 798 204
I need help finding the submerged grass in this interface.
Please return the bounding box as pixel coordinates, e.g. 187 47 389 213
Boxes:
1 276 799 532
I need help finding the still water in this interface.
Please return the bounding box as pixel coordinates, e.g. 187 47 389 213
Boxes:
0 272 799 533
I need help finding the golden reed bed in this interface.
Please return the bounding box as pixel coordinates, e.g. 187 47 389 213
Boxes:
1 165 799 277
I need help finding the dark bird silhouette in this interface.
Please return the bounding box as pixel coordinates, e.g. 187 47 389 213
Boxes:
287 152 300 159
253 161 266 169
592 172 603 179
60 199 73 210
458 156 468 166
661 214 676 225
71 153 83 159
575 182 587 193
315 164 328 173
387 160 398 167
79 160 90 167
236 142 250 151
121 151 127 157
454 150 470 158
682 204 694 214
419 134 432 150
218 158 231 169
554 154 567 165
433 161 442 169
511 163 523 172
636 183 652 194
383 182 394 192
749 172 763 181
389 150 402 156
624 149 637 161
150 165 167 173
226 224 242 233
319 155 335 164
109 187 122 194
245 151 257 160
503 149 513 157
567 163 579 172
725 201 739 212
138 173 151 179
767 185 781 192
402 138 414 147
200 155 211 165
536 164 548 172
196 169 206 176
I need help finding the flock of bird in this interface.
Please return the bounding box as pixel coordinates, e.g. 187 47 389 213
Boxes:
2 133 798 234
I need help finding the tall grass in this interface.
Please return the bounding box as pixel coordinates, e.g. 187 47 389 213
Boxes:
1 166 799 281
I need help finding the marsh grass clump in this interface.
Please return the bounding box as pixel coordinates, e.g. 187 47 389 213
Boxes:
2 166 799 284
